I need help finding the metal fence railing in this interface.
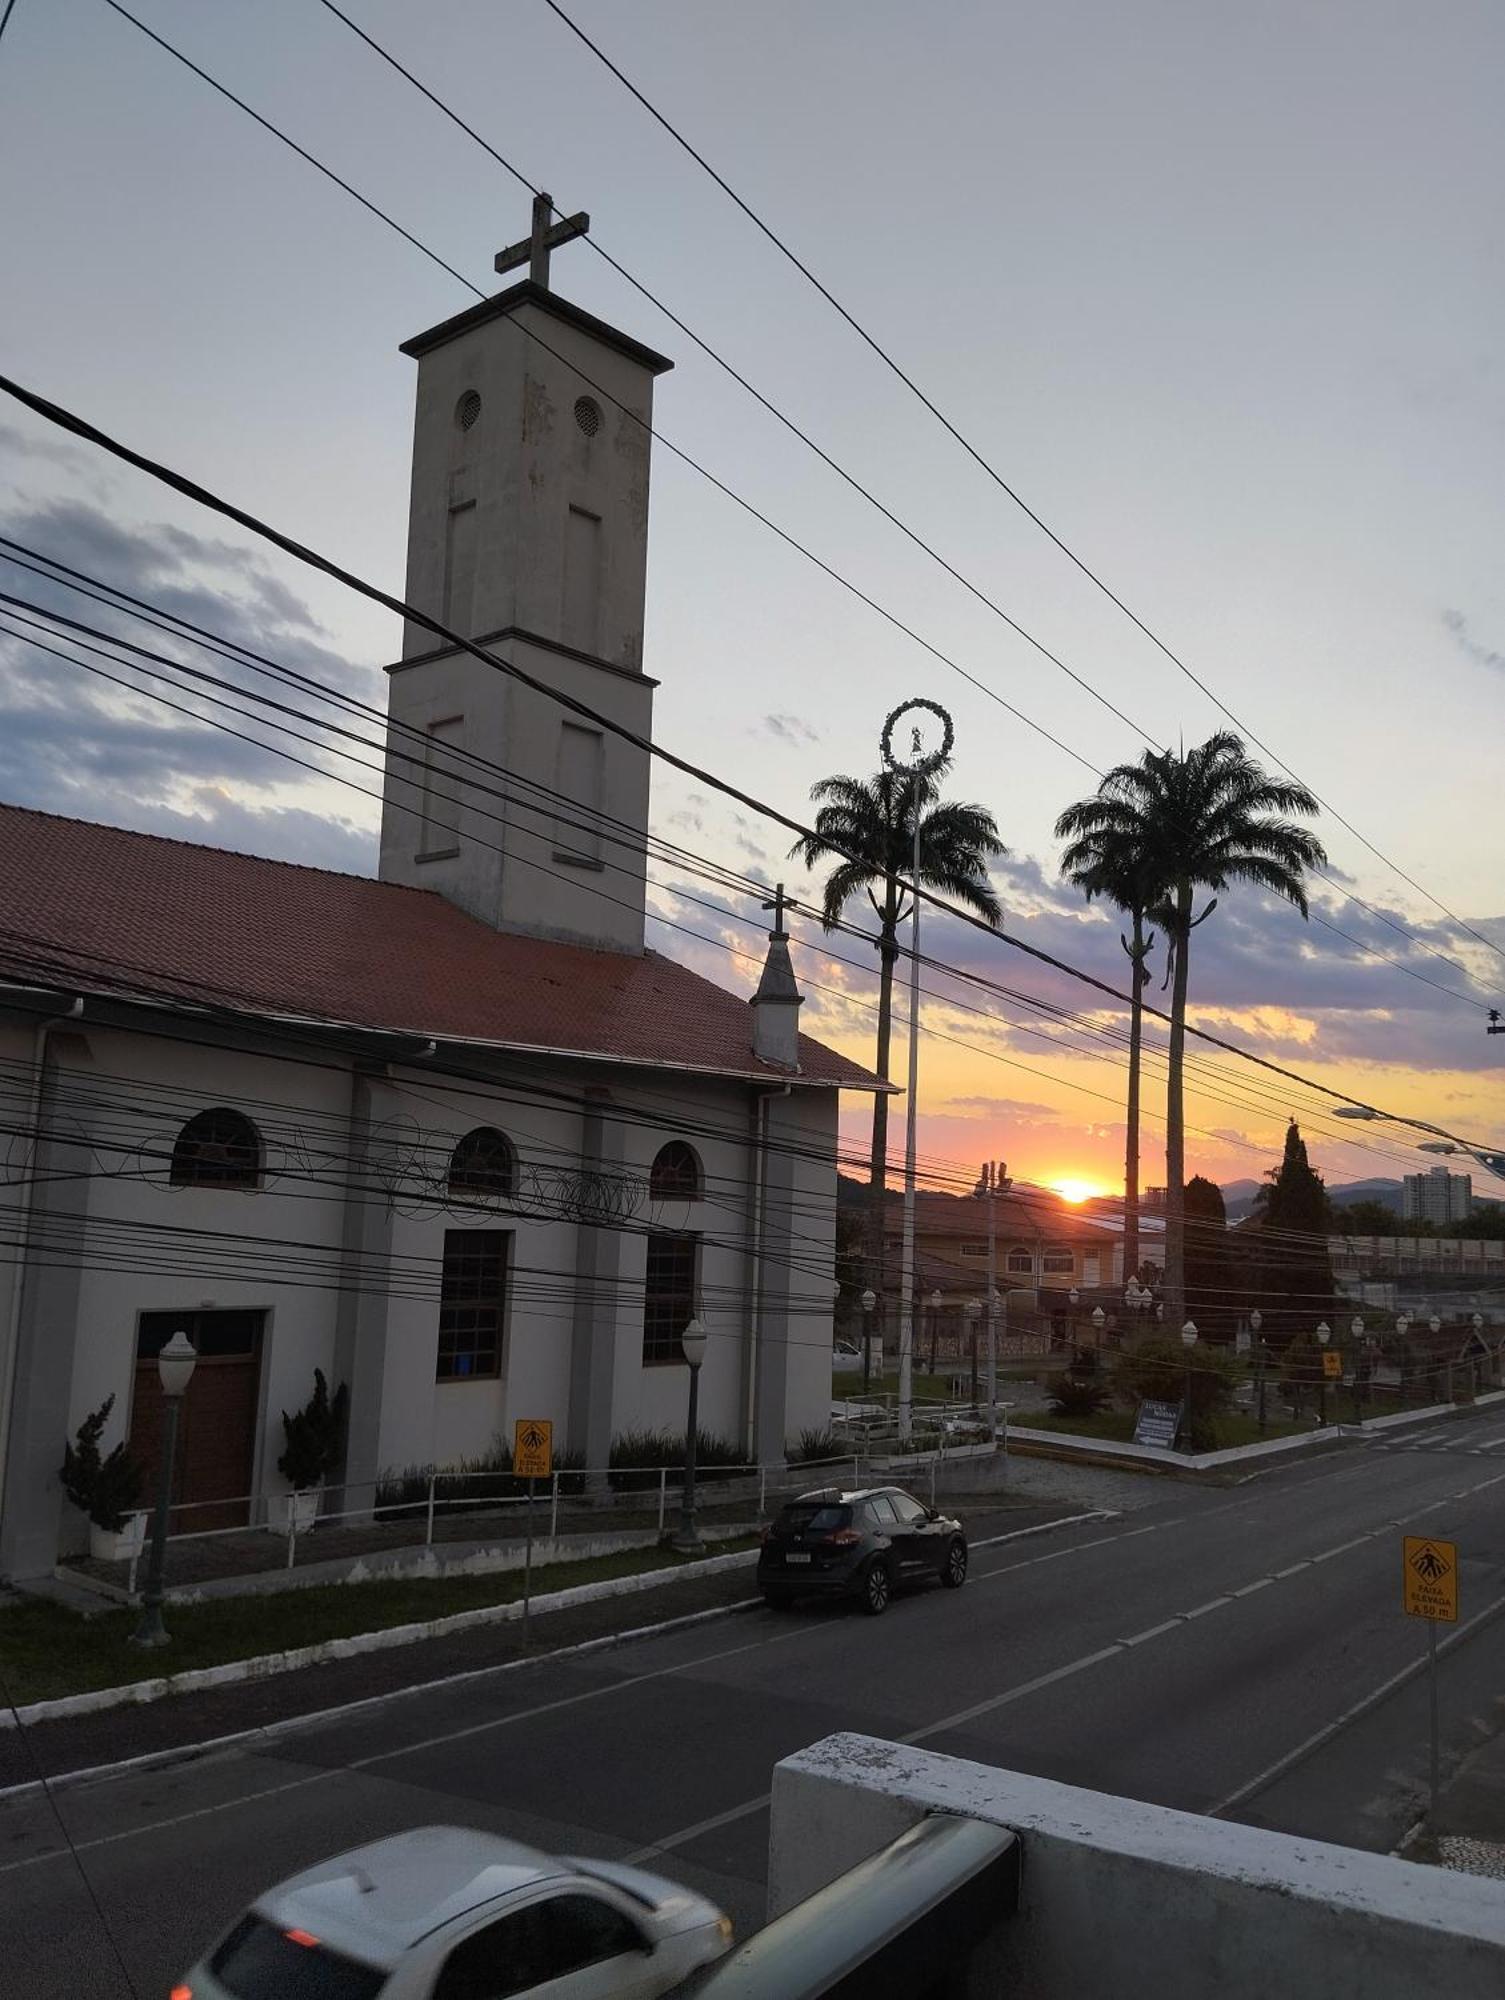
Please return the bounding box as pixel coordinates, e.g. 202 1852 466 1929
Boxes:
88 1436 1007 1599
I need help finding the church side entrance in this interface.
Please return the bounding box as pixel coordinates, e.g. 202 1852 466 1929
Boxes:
131 1309 265 1531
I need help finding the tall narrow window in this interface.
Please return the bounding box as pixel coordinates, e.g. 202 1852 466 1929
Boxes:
437 1229 506 1380
649 1142 702 1200
420 715 465 859
1006 1246 1034 1275
553 721 604 866
443 500 477 634
642 1231 697 1366
563 504 603 653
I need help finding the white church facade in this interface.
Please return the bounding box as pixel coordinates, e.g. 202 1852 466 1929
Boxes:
0 215 878 1578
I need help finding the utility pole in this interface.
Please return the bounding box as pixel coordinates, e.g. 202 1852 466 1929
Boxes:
978 1159 1007 1432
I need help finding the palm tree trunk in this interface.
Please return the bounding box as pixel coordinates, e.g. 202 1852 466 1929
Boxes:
1122 911 1145 1295
863 891 900 1342
1162 886 1193 1329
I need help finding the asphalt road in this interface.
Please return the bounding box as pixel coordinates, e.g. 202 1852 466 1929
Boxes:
8 1411 1505 1997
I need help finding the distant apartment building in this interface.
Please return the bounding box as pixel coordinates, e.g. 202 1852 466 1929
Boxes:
1402 1166 1473 1225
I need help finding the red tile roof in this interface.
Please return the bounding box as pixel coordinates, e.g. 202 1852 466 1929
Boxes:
0 804 880 1090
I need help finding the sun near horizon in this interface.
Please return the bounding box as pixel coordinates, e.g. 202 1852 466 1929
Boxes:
1050 1176 1106 1205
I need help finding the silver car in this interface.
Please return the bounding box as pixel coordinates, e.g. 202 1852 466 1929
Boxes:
174 1825 734 1999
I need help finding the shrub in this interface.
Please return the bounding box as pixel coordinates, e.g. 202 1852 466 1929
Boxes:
608 1427 744 1492
374 1440 587 1517
278 1369 349 1491
789 1427 844 1464
1113 1336 1241 1421
60 1396 144 1532
1048 1376 1110 1419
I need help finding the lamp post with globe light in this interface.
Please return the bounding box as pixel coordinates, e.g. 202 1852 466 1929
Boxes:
966 1298 982 1408
1246 1308 1266 1432
670 1318 708 1554
860 1287 877 1396
929 1288 943 1375
1180 1321 1198 1452
1316 1322 1332 1427
130 1331 197 1649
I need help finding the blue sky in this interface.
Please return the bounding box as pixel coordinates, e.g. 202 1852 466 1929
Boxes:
1 0 1501 1194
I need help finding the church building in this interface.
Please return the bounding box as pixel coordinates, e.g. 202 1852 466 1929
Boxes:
0 205 878 1578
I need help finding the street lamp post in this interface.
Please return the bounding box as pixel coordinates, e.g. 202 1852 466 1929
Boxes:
129 1331 197 1649
1316 1321 1331 1427
882 699 954 1442
966 1298 982 1409
1068 1285 1080 1349
1181 1320 1198 1452
1250 1309 1265 1433
860 1287 877 1396
671 1318 707 1554
929 1289 943 1376
1090 1306 1106 1356
1350 1316 1366 1424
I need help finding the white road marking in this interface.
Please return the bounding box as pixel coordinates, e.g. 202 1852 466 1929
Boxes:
1209 1583 1505 1817
12 1469 1505 1876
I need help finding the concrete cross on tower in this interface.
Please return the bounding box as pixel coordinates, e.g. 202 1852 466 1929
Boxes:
761 883 798 937
494 191 591 290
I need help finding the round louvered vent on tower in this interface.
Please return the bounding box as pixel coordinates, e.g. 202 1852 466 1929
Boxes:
456 390 482 431
574 396 602 437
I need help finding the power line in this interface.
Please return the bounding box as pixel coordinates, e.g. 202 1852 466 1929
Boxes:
302 0 1496 1009
2 376 1491 1171
539 0 1505 974
0 607 1446 1191
86 0 1499 1017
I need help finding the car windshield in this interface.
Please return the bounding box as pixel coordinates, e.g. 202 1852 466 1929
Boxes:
775 1503 852 1534
209 1913 388 2000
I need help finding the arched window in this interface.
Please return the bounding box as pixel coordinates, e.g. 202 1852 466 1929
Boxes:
650 1141 702 1201
448 1127 516 1203
1005 1246 1034 1275
169 1108 262 1190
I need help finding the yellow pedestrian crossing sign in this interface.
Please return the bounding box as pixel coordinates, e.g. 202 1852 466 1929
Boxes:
1403 1536 1458 1622
513 1418 553 1480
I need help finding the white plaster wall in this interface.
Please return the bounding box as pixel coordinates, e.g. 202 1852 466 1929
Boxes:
769 1733 1505 1999
779 1088 840 1452
59 1027 349 1509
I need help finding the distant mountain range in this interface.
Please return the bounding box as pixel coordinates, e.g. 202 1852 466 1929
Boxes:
1221 1177 1403 1222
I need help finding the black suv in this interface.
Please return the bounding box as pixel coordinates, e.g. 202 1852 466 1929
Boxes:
757 1485 968 1615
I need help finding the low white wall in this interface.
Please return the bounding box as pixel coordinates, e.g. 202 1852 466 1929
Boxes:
769 1733 1505 1999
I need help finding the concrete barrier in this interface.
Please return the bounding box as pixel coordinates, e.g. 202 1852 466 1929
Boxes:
769 1733 1505 1998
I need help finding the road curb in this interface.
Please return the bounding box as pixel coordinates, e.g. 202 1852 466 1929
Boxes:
0 1547 760 1734
0 1509 1102 1802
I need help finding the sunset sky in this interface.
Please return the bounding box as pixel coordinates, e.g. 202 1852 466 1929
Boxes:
1 0 1501 1203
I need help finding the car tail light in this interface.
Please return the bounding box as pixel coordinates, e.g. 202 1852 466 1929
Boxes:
284 1929 321 1949
170 1987 192 2000
759 1524 773 1544
825 1528 861 1547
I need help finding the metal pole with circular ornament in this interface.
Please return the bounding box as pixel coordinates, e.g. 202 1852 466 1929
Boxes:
671 1317 708 1554
860 1287 877 1396
966 1297 982 1408
1180 1320 1198 1452
130 1330 197 1649
929 1288 943 1378
880 697 954 1441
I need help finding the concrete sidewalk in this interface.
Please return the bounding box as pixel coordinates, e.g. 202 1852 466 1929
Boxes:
1411 1727 1505 1881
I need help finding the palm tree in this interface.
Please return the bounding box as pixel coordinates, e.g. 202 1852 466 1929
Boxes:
1058 732 1325 1327
791 764 1006 1309
1052 811 1162 1291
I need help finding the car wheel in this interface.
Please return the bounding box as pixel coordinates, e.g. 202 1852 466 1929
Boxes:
942 1538 968 1589
860 1558 892 1616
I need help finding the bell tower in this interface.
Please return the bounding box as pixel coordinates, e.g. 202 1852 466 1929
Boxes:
378 196 673 952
